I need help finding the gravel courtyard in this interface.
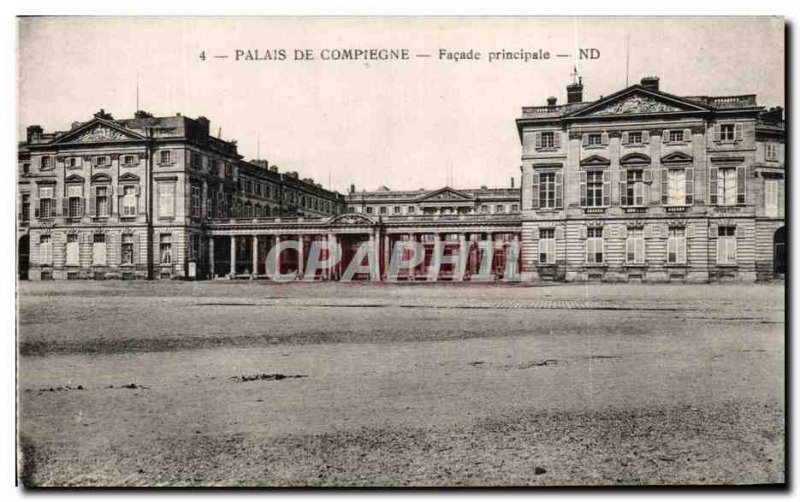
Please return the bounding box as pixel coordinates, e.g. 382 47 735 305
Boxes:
16 281 785 487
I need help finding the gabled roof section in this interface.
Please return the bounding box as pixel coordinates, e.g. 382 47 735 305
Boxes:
416 187 474 202
64 174 85 183
118 172 141 182
580 155 611 167
51 117 146 144
568 85 711 118
661 151 694 164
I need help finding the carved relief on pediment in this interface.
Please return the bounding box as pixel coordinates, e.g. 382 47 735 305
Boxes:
73 125 129 143
590 94 683 116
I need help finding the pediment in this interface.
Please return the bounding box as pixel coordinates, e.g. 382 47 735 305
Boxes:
118 172 141 182
92 173 113 182
580 155 610 167
64 174 85 183
620 152 651 165
417 187 473 202
327 213 376 226
52 118 144 144
661 151 694 164
570 87 709 118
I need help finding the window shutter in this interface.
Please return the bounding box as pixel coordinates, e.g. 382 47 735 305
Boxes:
713 125 721 142
619 169 628 206
555 226 564 240
601 132 609 145
61 198 68 217
135 185 141 196
555 171 563 208
778 180 785 217
642 131 650 143
579 170 587 207
621 132 629 145
683 128 691 142
582 134 589 147
602 171 611 206
534 132 542 150
531 172 540 208
661 169 668 205
602 226 609 238
686 224 695 239
579 225 587 239
709 167 718 205
88 196 95 217
553 132 561 149
136 233 142 265
644 225 652 239
643 168 652 184
734 123 743 141
736 165 746 204
532 227 539 240
662 130 669 143
620 226 628 238
684 168 694 205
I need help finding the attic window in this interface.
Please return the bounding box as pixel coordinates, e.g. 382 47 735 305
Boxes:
588 133 603 146
719 124 735 141
540 132 554 148
628 132 642 144
668 130 684 143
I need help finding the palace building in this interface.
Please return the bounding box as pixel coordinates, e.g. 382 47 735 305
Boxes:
17 75 785 282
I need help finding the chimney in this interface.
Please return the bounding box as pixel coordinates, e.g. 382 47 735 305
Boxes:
546 96 557 107
26 125 43 143
349 183 355 194
269 165 278 172
567 77 584 104
196 116 210 136
640 76 660 92
510 177 515 188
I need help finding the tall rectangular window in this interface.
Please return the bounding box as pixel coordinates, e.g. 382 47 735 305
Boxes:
626 228 645 264
717 227 737 264
159 234 172 264
95 186 109 217
539 228 556 264
719 168 737 206
586 227 604 264
92 234 106 265
586 171 604 207
160 150 172 164
667 227 687 264
122 186 137 216
667 169 686 206
38 186 54 218
539 172 556 208
121 234 134 264
624 170 645 206
39 235 52 265
540 132 554 148
67 185 83 218
766 143 779 161
21 194 30 222
159 183 175 218
765 179 779 217
66 234 79 266
719 124 735 141
191 185 202 218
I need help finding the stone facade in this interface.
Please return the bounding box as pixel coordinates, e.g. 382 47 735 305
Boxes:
516 76 785 283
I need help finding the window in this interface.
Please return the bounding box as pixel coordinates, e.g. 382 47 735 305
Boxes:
719 124 735 142
92 234 106 266
21 194 30 222
480 205 488 213
540 132 554 149
765 179 779 218
66 234 79 266
626 228 645 264
718 168 738 206
717 227 736 264
191 185 202 218
210 159 219 173
667 228 687 264
408 206 416 214
159 234 172 264
628 131 643 144
66 157 79 168
366 207 374 214
160 150 172 165
347 206 355 213
158 183 175 218
224 164 233 177
95 156 110 167
539 228 556 264
122 186 137 216
587 133 602 146
95 186 109 217
41 156 52 170
586 227 604 264
121 234 134 265
123 155 136 167
765 143 779 161
67 185 83 218
496 205 504 213
533 171 563 209
38 186 54 218
585 171 604 207
393 206 401 214
379 207 387 215
666 169 686 206
668 130 684 143
622 170 645 206
39 235 52 265
22 163 30 174
511 204 519 212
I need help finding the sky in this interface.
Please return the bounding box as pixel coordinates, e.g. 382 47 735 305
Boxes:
17 17 784 193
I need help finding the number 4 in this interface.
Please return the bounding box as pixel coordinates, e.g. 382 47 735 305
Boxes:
199 51 206 61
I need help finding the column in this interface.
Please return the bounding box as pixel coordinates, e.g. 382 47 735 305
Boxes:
274 235 282 276
229 235 236 277
251 235 258 278
297 235 305 277
209 237 215 278
327 233 336 280
383 233 390 278
459 233 467 279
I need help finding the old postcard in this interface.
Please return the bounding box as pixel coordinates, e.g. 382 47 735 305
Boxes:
15 16 785 487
